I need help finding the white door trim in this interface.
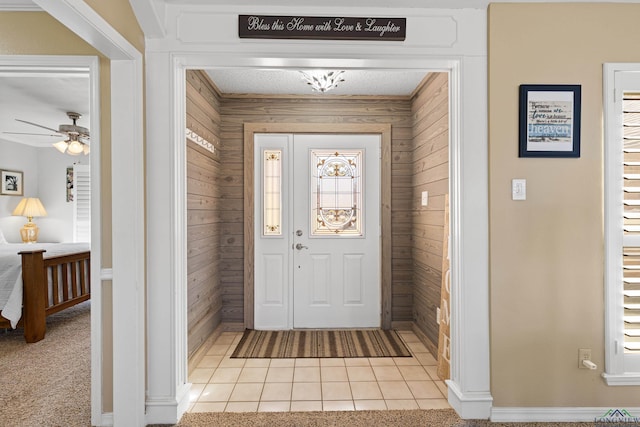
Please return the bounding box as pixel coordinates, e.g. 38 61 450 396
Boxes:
31 2 145 425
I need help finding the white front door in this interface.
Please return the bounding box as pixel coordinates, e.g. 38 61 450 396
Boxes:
292 134 380 328
254 133 381 329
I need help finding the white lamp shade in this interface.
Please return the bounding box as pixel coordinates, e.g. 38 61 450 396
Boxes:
12 197 48 218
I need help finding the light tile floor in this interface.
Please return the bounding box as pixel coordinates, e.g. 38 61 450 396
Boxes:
187 330 451 413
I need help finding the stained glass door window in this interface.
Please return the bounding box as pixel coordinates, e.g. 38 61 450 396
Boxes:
263 149 282 236
310 150 363 236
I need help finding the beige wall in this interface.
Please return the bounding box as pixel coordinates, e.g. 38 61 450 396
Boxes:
489 3 640 406
0 12 93 54
85 0 144 53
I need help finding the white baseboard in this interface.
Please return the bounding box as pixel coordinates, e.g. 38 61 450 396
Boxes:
145 383 191 425
96 412 113 426
446 379 493 419
491 406 640 422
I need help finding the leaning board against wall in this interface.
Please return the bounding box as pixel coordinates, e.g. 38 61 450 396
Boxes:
437 194 450 380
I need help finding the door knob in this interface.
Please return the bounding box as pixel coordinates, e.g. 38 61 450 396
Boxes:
295 243 308 250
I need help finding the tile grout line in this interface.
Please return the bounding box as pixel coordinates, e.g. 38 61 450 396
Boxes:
190 330 449 413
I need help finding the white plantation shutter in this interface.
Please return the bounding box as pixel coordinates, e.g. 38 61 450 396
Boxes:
73 164 91 243
622 95 640 354
605 67 640 383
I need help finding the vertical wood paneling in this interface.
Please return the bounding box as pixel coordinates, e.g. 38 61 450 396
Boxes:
186 70 223 357
220 96 413 325
411 72 449 350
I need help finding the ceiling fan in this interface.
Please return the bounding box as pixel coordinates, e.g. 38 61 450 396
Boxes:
4 111 90 155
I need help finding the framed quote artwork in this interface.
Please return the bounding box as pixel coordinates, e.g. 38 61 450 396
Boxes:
519 84 582 158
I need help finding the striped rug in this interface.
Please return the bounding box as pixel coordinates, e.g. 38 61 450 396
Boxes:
231 329 411 358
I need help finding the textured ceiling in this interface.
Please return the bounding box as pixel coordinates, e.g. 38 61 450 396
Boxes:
205 69 429 96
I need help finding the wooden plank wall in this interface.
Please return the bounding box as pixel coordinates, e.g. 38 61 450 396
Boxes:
411 72 449 350
186 70 223 357
218 96 414 325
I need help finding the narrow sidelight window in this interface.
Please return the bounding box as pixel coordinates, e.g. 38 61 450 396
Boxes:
263 149 282 236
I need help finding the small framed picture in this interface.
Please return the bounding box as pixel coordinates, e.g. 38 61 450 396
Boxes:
66 167 74 202
519 84 581 158
1 170 24 196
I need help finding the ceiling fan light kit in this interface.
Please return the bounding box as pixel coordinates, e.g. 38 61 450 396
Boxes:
54 134 90 156
53 112 90 156
5 111 90 156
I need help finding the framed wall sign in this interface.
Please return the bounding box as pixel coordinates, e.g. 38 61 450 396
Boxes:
1 170 23 196
519 84 581 158
238 15 406 41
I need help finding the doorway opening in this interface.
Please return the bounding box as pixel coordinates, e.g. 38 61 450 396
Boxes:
0 55 101 423
184 69 452 378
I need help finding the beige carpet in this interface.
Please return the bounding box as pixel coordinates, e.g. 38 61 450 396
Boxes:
0 301 91 427
163 409 598 427
231 329 411 358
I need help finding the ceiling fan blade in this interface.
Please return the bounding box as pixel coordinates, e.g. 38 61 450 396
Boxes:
3 131 63 137
15 118 62 134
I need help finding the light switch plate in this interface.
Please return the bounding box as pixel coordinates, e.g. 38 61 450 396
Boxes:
512 179 526 200
421 191 429 206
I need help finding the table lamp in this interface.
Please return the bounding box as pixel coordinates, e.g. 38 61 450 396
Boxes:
12 197 47 243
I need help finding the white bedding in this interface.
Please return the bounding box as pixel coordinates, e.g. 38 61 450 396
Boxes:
0 243 90 328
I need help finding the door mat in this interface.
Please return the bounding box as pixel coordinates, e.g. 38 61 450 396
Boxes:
231 329 411 358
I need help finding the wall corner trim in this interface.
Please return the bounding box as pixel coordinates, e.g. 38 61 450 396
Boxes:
447 380 493 419
145 383 191 425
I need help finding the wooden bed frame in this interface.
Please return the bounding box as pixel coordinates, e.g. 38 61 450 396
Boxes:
0 249 91 343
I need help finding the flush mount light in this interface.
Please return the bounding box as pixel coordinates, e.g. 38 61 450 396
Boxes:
299 70 345 93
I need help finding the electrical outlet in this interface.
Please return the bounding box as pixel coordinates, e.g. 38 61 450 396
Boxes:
578 348 592 369
421 191 429 206
436 307 441 325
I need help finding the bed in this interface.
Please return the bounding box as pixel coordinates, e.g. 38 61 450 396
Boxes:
0 238 90 343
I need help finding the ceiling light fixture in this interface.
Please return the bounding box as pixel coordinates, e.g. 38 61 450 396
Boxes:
53 133 90 155
299 70 345 93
